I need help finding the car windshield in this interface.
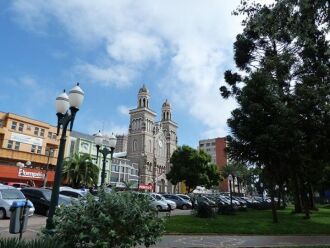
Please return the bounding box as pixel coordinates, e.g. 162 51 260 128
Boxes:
0 189 25 199
41 190 52 201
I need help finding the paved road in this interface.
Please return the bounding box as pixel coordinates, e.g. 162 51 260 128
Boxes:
1 214 330 247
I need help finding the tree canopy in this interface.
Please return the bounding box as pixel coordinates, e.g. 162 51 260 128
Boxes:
166 145 222 193
63 153 99 188
220 0 329 221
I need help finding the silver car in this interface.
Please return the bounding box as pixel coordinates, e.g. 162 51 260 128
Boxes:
0 185 35 219
152 193 176 210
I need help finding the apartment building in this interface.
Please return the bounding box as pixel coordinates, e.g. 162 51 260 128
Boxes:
0 112 59 186
199 137 228 192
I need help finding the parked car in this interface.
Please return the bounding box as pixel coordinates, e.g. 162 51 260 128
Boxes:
21 188 73 216
60 187 88 198
0 185 35 219
6 182 31 190
162 194 192 210
151 193 176 210
139 193 169 212
176 194 192 203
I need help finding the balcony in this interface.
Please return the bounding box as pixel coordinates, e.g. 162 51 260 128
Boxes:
0 148 58 165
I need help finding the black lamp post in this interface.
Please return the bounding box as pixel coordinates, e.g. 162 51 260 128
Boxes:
94 131 117 186
43 148 54 188
228 174 233 208
46 83 84 231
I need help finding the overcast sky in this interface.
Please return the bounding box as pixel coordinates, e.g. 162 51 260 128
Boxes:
0 0 247 147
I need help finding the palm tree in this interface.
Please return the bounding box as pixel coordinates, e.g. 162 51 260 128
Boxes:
63 153 99 188
222 161 249 194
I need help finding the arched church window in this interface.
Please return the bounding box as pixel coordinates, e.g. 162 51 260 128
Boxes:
133 140 137 152
139 99 142 108
143 98 146 107
163 112 165 120
166 112 169 120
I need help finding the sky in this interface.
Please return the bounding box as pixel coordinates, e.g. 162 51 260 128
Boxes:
0 0 246 148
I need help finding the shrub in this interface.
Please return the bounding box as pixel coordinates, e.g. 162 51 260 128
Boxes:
194 203 216 218
0 237 64 248
218 204 235 215
50 190 164 248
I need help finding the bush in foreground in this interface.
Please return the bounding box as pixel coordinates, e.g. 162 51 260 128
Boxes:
51 190 164 248
0 237 64 248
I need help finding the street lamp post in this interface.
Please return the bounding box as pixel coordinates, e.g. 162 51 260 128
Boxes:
43 148 54 188
228 174 233 208
46 83 84 231
94 131 117 186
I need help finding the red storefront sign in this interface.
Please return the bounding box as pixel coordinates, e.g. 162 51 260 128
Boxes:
0 164 55 186
138 184 153 190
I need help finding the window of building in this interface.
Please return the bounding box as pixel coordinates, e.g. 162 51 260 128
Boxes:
7 140 13 149
0 119 3 127
37 146 42 154
133 140 137 152
48 132 52 138
206 143 210 147
40 129 45 137
26 125 31 131
34 127 39 136
11 121 17 130
212 142 216 145
200 144 204 147
31 145 36 153
52 133 57 140
14 142 20 150
69 140 75 156
18 123 24 132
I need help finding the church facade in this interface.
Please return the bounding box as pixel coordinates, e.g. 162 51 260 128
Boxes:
126 85 178 193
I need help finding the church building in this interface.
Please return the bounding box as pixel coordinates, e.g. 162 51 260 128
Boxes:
126 85 178 193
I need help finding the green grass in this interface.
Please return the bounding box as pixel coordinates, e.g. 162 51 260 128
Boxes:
165 206 330 234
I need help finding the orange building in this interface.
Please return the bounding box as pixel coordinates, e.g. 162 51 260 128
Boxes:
199 137 228 192
0 112 60 187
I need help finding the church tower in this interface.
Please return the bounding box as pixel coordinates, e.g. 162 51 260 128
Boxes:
127 85 157 185
160 99 178 192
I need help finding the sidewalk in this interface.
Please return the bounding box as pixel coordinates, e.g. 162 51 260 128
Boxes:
151 235 330 247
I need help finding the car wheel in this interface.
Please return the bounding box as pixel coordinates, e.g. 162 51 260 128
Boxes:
182 204 188 210
0 209 6 219
156 205 162 211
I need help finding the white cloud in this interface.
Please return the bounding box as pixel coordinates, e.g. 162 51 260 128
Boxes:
117 105 131 116
11 0 243 138
86 120 128 136
75 64 136 88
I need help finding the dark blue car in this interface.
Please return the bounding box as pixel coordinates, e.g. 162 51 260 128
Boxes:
162 194 192 210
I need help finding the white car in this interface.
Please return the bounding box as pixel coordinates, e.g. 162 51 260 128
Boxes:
152 193 176 210
0 185 35 219
59 186 88 198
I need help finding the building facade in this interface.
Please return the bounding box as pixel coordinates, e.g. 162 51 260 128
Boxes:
66 131 139 187
199 137 228 192
126 85 178 193
0 112 58 186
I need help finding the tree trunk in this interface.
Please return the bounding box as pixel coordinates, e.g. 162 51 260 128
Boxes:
302 183 310 219
270 186 278 223
277 186 282 209
237 178 241 195
293 173 303 213
232 177 236 194
308 184 317 210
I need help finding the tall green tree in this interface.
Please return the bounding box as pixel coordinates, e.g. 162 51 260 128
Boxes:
220 0 329 221
166 146 221 193
63 153 99 188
